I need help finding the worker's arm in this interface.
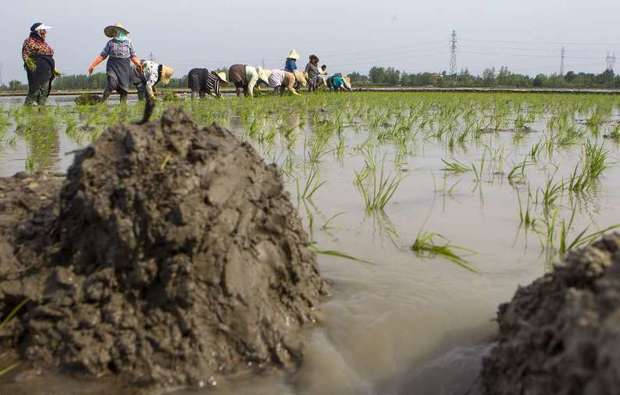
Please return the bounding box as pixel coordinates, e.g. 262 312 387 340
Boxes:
88 55 105 75
131 56 143 73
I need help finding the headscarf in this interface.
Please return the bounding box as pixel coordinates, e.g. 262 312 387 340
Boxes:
116 32 129 42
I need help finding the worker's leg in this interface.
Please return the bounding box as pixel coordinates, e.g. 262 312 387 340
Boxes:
246 69 259 98
37 83 50 106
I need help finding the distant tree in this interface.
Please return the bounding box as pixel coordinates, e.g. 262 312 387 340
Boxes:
533 74 546 87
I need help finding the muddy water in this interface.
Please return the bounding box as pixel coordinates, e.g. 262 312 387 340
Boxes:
1 96 619 395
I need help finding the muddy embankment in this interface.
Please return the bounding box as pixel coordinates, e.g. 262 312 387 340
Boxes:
0 108 327 390
482 233 620 395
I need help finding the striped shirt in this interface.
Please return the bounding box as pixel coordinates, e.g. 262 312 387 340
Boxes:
206 72 221 97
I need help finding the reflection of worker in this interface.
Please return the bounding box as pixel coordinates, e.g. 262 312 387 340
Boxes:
187 69 228 99
136 60 174 124
87 23 143 103
284 49 299 73
22 23 58 106
228 64 261 97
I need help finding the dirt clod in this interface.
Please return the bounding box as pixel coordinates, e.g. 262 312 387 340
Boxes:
482 233 620 395
0 108 327 388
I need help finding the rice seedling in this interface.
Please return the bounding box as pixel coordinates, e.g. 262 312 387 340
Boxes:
296 165 326 204
354 160 403 212
411 232 479 273
309 244 373 264
441 158 470 174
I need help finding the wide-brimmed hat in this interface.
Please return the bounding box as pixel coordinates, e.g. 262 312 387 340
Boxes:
294 71 307 87
104 23 130 38
287 49 300 60
215 71 228 83
160 65 175 85
257 67 272 83
31 23 53 32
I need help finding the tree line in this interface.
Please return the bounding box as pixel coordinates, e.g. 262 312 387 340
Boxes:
352 66 619 89
1 66 619 91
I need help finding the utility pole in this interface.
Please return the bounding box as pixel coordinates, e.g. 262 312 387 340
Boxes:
606 52 616 72
449 30 457 76
560 46 565 76
149 52 155 62
261 58 265 69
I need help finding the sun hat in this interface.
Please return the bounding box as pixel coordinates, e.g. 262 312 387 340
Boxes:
160 65 175 85
294 71 308 87
31 23 53 32
215 71 229 83
287 49 300 60
104 23 130 38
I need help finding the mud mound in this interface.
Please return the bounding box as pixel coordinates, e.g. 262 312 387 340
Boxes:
482 233 620 395
0 109 327 388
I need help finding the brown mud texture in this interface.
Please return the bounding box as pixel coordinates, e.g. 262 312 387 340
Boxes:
482 233 620 395
0 108 327 389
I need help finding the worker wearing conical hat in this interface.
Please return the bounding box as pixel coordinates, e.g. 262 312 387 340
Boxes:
87 23 143 103
284 49 300 73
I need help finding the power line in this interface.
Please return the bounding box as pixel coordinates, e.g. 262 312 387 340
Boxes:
560 46 565 76
450 30 457 75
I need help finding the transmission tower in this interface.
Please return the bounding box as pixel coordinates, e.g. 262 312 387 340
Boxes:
606 52 616 72
0 62 3 87
149 52 155 61
560 46 565 76
449 30 457 76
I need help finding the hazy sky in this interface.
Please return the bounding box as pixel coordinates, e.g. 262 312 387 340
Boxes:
1 0 619 83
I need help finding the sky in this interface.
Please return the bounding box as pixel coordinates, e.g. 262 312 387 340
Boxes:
1 0 620 83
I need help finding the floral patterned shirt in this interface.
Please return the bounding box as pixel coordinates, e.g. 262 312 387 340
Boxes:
100 39 136 59
142 60 160 87
22 35 54 63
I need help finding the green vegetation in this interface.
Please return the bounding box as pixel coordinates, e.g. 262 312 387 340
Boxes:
1 91 619 273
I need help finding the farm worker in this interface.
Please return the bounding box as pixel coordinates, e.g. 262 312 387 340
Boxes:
267 70 306 96
87 23 143 103
228 64 261 97
284 49 300 73
304 54 322 91
22 23 59 106
136 60 174 124
329 73 352 92
187 69 228 99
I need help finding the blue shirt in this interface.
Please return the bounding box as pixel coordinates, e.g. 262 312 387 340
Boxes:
284 58 297 72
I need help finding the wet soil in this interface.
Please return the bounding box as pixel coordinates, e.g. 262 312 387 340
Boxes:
0 108 327 390
482 233 620 395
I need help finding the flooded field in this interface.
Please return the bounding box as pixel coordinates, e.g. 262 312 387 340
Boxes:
1 92 620 394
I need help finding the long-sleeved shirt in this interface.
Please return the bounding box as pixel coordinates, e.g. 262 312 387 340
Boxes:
206 72 221 97
305 63 320 80
284 58 297 72
100 39 136 59
22 34 54 63
141 60 160 88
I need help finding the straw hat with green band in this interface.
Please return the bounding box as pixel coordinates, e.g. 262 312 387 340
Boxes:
104 23 130 38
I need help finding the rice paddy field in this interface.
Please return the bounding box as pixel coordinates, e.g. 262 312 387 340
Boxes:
2 92 620 394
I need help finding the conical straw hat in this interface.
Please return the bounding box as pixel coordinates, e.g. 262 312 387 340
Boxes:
104 23 130 38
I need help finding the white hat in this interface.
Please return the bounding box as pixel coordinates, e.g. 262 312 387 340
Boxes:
257 68 272 84
287 49 300 60
35 24 53 31
215 71 229 83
